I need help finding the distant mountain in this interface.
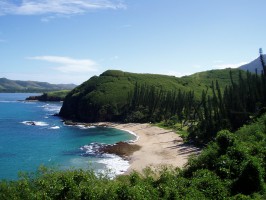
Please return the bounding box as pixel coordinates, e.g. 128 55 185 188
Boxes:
0 78 77 92
239 54 266 73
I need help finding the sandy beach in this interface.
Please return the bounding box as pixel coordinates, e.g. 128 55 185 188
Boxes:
93 122 201 174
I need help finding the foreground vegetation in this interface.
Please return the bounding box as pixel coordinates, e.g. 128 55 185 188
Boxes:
1 114 265 199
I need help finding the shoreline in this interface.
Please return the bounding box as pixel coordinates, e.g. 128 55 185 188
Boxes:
88 122 201 174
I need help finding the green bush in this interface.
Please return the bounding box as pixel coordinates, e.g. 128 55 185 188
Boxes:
190 169 229 200
232 157 265 195
216 130 236 153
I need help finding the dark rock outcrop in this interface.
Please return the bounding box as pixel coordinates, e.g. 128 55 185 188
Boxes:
99 142 141 158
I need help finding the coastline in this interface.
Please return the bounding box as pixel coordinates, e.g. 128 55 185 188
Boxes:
90 122 201 174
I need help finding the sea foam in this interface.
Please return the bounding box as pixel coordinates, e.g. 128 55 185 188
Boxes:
21 121 49 126
79 143 130 176
63 123 96 129
77 125 96 129
39 104 61 113
120 129 139 143
97 154 130 176
50 126 60 129
0 100 16 103
80 143 103 156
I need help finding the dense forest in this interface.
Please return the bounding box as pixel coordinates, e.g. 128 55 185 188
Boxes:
59 68 242 122
107 50 266 145
60 50 266 145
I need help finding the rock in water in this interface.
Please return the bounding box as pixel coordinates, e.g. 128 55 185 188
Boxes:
99 142 141 158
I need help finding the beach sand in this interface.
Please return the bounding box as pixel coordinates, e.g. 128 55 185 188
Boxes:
94 122 201 174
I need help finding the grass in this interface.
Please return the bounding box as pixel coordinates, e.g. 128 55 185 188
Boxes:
60 68 244 122
154 121 189 140
45 90 70 99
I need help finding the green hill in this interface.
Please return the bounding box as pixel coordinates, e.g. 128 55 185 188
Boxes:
26 90 70 101
0 78 76 92
59 68 243 122
239 54 266 73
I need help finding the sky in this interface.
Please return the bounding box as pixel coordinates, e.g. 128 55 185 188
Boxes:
0 0 265 84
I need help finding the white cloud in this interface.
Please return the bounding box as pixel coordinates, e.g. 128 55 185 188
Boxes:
164 71 191 77
213 62 248 69
0 0 126 17
28 55 98 73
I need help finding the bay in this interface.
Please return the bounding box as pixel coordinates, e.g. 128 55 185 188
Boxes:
0 93 135 180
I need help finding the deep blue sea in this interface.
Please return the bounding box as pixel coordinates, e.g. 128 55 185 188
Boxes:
0 93 135 180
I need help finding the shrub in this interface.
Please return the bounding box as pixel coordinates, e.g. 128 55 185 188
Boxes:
190 169 229 199
216 130 236 153
232 157 265 195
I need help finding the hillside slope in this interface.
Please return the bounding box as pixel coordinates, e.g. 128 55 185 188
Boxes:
59 69 242 122
0 78 76 92
239 54 266 73
26 90 70 101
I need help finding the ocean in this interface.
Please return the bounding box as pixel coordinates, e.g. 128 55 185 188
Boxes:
0 93 136 180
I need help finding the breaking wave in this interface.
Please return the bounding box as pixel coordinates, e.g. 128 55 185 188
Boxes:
50 126 60 129
79 143 130 176
21 121 49 126
39 104 61 113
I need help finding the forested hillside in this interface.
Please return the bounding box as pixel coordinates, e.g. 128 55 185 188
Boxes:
59 68 242 122
0 78 76 92
239 53 266 73
123 53 266 144
60 51 266 145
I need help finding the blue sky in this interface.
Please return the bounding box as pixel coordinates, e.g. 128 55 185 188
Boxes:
0 0 265 84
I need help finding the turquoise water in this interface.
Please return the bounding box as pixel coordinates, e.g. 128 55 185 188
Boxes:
0 93 135 180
